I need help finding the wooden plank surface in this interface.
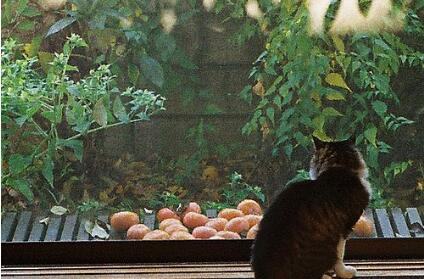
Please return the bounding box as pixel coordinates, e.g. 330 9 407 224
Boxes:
374 209 395 238
406 208 424 237
12 211 33 242
2 260 423 278
28 214 47 242
76 217 91 241
206 209 217 218
44 216 63 241
1 212 18 242
60 215 78 241
2 208 423 244
143 213 156 230
391 208 411 238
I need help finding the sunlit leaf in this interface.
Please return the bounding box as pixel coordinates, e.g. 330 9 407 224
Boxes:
38 51 54 73
325 91 345 101
332 36 345 52
50 205 68 216
323 107 343 117
325 73 352 92
46 17 76 37
364 126 377 147
312 130 332 141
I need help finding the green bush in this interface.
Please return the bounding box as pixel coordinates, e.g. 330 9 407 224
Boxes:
214 0 424 206
1 34 165 206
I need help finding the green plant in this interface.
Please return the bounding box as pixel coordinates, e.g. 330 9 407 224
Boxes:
214 0 424 206
146 191 182 210
203 172 265 211
1 34 165 206
77 199 105 219
43 0 202 100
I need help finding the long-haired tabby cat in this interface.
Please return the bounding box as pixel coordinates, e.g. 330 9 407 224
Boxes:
251 136 371 279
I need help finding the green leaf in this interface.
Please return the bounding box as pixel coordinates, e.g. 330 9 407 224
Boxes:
17 0 30 14
17 20 34 31
46 17 76 37
273 95 282 107
325 73 352 92
139 56 164 88
323 107 343 117
312 115 325 130
58 139 83 161
21 5 41 17
367 145 379 168
312 130 331 141
113 96 129 123
8 154 32 175
38 51 54 73
372 100 387 116
128 64 140 86
50 206 68 216
8 179 33 202
266 107 275 125
325 91 345 101
155 33 176 61
42 155 54 188
41 111 56 123
93 99 107 127
364 126 377 147
332 36 345 52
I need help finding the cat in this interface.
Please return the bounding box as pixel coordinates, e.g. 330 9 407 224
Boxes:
251 136 371 279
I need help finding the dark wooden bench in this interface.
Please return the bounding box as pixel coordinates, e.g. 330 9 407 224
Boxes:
2 208 424 278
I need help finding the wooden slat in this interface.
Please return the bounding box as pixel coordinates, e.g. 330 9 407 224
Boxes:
390 208 411 238
12 211 33 241
44 216 63 241
375 209 395 238
1 212 18 242
60 214 78 241
2 260 424 278
28 214 48 242
206 209 217 218
76 217 91 240
144 213 156 231
364 208 378 237
406 208 424 237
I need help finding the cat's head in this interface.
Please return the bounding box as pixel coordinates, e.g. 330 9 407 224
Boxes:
309 136 368 180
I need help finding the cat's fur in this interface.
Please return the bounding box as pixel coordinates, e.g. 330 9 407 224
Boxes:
251 136 371 279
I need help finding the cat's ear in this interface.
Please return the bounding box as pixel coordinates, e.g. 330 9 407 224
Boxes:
312 135 325 149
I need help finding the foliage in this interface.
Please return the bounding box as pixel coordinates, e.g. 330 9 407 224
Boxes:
1 34 165 206
214 0 424 206
77 199 105 219
1 0 205 106
203 172 265 211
